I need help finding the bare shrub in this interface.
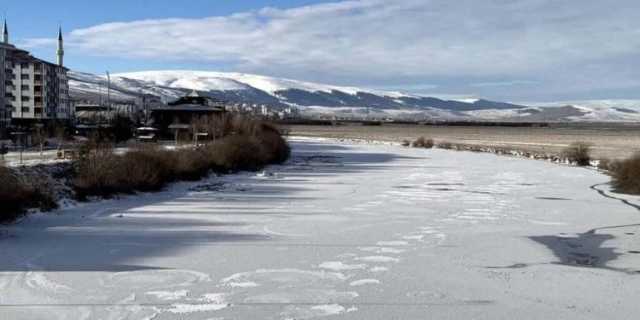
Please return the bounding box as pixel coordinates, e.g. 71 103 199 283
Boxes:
598 158 623 172
117 148 173 192
563 142 592 166
412 137 434 149
73 140 120 199
207 135 264 171
208 113 236 138
0 166 56 222
256 122 291 164
437 141 454 150
73 116 290 199
74 145 178 198
171 148 212 181
610 154 640 194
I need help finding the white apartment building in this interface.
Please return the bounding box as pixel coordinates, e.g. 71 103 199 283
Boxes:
0 20 70 131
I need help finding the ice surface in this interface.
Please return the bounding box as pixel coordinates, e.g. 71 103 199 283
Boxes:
2 138 640 319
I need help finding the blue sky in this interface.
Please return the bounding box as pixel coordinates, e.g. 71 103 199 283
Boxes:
5 0 640 102
4 0 327 73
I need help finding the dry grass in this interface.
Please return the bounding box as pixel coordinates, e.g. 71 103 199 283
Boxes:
562 142 592 166
73 116 290 199
0 166 57 223
412 137 434 149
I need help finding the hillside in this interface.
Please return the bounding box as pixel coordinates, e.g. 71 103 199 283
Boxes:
68 70 640 122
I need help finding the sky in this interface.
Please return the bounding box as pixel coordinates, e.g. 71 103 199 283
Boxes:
4 0 640 102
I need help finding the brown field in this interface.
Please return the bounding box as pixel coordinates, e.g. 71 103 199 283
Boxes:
286 123 640 160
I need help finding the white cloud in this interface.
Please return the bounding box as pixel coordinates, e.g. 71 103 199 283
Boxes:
21 0 640 99
471 80 539 87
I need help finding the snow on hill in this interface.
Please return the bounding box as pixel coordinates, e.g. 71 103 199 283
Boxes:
67 70 640 122
530 100 640 122
69 71 187 103
114 71 251 92
70 70 523 109
113 70 370 96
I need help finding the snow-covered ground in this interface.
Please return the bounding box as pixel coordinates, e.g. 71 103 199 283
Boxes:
1 139 640 319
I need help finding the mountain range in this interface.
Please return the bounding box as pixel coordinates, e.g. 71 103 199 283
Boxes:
68 70 640 122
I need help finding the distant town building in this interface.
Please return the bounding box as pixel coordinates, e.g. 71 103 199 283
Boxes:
0 20 70 130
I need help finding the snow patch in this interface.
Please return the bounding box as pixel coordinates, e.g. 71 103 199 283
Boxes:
350 279 381 286
168 303 229 314
318 261 367 271
226 281 260 288
282 304 355 319
146 290 189 301
356 256 400 263
376 241 409 246
359 247 406 254
25 271 73 294
369 266 390 273
311 304 349 315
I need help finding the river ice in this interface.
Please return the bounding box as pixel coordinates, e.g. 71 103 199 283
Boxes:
1 138 640 319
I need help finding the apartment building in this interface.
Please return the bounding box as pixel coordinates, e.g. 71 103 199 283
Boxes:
1 20 70 131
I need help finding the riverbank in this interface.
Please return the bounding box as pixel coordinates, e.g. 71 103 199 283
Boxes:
0 118 290 224
286 123 640 160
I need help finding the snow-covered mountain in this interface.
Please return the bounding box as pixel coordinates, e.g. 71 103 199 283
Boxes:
69 70 523 110
68 70 640 122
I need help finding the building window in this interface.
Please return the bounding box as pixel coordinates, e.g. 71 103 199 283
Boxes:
20 63 29 69
21 74 29 80
21 96 30 102
21 107 30 113
21 85 29 91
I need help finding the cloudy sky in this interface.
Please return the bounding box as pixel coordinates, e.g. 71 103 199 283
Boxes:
7 0 640 102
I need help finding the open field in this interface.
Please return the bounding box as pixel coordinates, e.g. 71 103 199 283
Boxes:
287 123 640 160
2 139 640 319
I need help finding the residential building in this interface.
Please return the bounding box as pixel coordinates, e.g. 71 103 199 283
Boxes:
0 20 70 130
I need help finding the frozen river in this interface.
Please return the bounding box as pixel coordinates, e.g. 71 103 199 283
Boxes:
2 139 640 319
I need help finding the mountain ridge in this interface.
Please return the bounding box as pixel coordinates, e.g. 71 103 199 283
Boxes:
68 70 640 122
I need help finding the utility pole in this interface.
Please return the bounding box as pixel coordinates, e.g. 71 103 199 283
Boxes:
106 71 111 124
